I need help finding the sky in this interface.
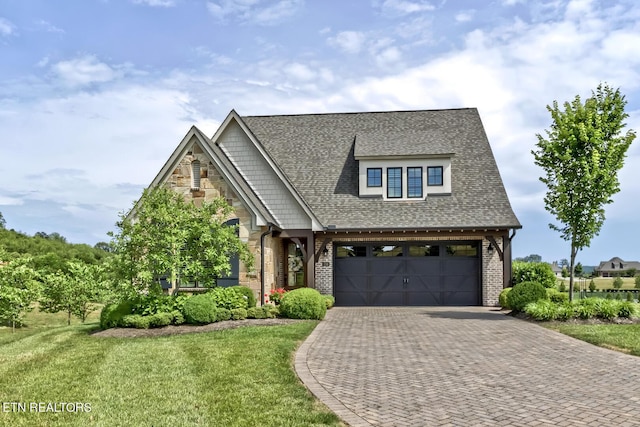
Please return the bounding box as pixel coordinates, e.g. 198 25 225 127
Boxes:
0 0 638 266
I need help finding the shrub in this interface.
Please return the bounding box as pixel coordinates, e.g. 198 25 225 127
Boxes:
613 276 624 289
546 288 569 304
324 295 335 309
512 262 557 288
230 308 247 320
121 314 151 329
182 294 217 325
216 308 231 322
524 300 557 321
575 298 598 319
627 292 635 302
556 302 575 321
596 299 619 320
263 304 279 318
100 301 134 329
558 282 567 292
617 301 636 318
279 288 326 320
229 286 256 308
131 293 186 316
149 312 173 327
207 287 247 310
246 307 260 319
589 280 596 292
498 288 512 309
635 276 640 289
171 310 185 325
506 281 548 312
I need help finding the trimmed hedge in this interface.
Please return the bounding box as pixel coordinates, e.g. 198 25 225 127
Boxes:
100 301 134 329
513 262 557 288
507 281 547 312
279 288 326 320
323 295 335 309
183 294 217 324
498 288 512 309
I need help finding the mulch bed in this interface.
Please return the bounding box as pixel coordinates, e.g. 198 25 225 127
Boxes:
91 318 306 338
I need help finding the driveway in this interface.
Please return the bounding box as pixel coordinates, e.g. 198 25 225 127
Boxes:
295 307 640 427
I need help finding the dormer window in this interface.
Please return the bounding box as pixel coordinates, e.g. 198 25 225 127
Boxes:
427 166 443 186
191 160 201 190
387 167 402 198
367 168 382 187
407 167 423 198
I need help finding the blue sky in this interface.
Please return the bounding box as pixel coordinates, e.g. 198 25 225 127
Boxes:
0 0 638 266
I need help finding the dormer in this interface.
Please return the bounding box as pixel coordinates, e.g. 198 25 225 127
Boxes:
354 131 453 200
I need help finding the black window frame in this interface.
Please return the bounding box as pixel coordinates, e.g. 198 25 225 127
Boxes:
427 166 443 187
407 167 423 198
387 167 402 198
366 168 382 188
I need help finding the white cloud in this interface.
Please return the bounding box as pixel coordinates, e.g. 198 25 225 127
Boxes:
0 17 15 36
379 0 435 15
51 55 121 87
36 19 64 33
207 0 302 25
0 195 23 206
328 31 366 54
132 0 176 6
284 63 316 81
455 10 475 23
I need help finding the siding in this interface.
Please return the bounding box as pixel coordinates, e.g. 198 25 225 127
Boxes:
218 121 312 229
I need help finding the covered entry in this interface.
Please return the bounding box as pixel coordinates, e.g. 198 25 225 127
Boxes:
334 242 480 306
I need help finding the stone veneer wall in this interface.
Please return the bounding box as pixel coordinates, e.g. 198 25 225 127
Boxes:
313 234 506 307
166 145 279 304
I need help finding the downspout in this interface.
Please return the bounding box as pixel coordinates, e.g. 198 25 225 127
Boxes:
260 224 274 306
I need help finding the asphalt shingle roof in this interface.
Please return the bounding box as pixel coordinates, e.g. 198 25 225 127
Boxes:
241 108 521 230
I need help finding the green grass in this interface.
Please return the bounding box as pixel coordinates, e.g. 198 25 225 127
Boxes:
0 314 342 427
545 323 640 356
563 277 638 290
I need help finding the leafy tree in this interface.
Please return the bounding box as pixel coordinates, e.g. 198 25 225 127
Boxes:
40 262 105 325
635 276 640 289
574 262 583 277
109 186 253 295
612 276 624 289
624 268 636 278
94 241 113 253
0 211 5 229
558 259 569 268
588 279 596 292
0 252 40 331
532 83 636 300
561 267 568 278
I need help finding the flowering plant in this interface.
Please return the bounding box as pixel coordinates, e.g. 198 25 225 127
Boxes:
265 288 287 305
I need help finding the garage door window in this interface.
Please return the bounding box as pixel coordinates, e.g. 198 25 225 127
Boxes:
409 244 439 257
372 245 403 257
336 245 367 258
446 244 478 257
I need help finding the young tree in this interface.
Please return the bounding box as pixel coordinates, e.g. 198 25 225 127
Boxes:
0 252 40 331
0 211 5 229
532 83 636 300
109 186 252 295
574 262 583 277
40 261 105 325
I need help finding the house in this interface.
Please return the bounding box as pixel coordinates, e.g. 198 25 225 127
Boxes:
148 108 521 306
550 261 563 278
595 257 640 277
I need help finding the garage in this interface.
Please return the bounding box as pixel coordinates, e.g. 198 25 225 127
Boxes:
334 242 480 306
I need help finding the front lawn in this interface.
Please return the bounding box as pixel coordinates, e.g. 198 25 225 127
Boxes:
545 323 640 356
0 320 342 427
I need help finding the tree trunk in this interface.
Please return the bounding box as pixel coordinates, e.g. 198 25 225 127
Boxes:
569 241 577 302
68 309 71 326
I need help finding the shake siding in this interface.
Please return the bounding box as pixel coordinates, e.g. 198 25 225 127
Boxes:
218 122 312 229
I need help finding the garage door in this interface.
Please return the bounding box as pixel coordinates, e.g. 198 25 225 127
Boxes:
334 242 480 306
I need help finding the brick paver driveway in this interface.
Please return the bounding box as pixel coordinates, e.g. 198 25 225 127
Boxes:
295 307 640 427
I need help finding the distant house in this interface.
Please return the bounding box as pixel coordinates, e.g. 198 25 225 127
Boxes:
145 108 521 306
550 261 563 278
595 257 640 277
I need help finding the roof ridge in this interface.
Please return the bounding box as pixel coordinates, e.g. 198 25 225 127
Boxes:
242 107 477 119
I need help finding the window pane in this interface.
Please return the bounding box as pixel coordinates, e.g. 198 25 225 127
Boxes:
387 167 402 198
367 168 382 187
407 167 422 198
409 245 439 257
372 245 403 257
427 166 443 186
446 244 478 257
336 245 367 258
